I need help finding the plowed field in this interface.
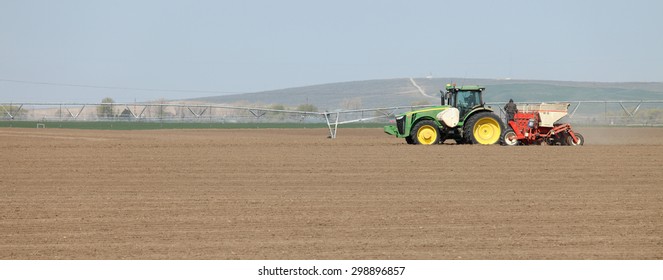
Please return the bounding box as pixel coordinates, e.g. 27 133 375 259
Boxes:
1 127 662 259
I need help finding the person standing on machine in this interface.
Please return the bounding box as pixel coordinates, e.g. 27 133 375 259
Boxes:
504 99 518 122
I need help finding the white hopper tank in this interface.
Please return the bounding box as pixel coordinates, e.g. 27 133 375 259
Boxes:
517 103 571 127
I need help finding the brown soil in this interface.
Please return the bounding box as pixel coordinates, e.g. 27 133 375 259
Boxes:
1 127 662 259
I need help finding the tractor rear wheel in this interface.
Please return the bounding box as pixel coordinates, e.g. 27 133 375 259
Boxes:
502 129 518 146
566 132 584 146
411 120 441 145
405 136 415 144
464 112 504 145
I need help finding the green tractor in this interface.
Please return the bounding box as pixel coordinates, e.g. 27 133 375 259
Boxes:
384 84 504 145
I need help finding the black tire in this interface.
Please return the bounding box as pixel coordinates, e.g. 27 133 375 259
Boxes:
463 112 504 145
405 136 415 144
547 134 565 145
411 119 441 145
446 129 464 144
502 129 518 146
566 132 584 146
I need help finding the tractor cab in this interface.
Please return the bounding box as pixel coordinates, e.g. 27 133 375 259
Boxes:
442 84 485 118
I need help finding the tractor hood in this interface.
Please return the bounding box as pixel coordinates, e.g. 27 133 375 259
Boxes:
406 106 451 116
385 106 452 137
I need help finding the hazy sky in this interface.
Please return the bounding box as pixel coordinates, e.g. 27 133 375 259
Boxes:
1 0 662 103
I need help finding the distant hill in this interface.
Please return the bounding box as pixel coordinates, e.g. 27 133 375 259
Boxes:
190 78 663 111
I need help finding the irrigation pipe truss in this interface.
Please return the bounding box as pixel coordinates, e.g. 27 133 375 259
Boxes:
2 100 663 139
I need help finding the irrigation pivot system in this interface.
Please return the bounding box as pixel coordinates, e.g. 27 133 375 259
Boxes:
3 97 663 139
0 101 433 138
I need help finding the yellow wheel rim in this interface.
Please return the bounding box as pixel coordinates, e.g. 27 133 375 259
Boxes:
473 117 501 144
416 125 438 145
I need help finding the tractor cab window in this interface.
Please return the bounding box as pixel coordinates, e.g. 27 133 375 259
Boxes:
455 91 482 116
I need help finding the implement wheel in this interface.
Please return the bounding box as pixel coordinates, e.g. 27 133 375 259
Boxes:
566 132 584 146
464 112 504 145
502 129 518 146
411 120 441 145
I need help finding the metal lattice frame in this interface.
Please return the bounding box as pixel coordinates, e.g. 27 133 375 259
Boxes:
3 101 663 138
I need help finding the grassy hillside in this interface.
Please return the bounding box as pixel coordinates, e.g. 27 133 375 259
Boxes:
191 78 663 110
191 78 424 110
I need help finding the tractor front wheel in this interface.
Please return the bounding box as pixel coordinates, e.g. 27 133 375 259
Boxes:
464 112 504 145
411 120 441 145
